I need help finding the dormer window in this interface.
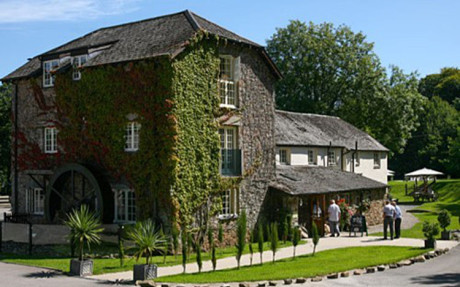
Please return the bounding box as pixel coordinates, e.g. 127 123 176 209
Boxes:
72 55 87 80
219 55 238 108
43 60 59 87
328 151 336 166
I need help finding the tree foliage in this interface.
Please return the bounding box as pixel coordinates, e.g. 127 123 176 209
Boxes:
311 222 320 256
419 67 460 107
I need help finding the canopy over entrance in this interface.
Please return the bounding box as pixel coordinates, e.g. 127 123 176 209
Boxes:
405 168 444 178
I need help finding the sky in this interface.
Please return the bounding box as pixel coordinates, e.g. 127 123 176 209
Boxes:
0 0 459 80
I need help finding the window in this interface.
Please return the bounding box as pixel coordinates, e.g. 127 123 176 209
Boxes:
355 152 360 167
220 188 239 218
125 122 141 152
72 55 87 80
328 151 336 166
114 189 136 223
279 149 290 165
219 127 236 171
26 188 44 215
308 150 315 165
219 56 236 107
43 60 59 87
374 152 380 168
44 127 58 153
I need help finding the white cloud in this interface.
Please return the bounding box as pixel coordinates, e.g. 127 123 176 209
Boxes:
0 0 140 23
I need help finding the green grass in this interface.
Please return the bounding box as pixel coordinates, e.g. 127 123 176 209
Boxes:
374 179 460 239
157 246 428 283
0 240 304 275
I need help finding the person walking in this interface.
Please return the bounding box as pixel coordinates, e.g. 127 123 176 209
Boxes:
383 200 396 240
328 199 341 237
392 200 402 239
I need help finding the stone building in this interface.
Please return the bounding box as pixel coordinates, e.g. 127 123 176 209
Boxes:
1 10 280 231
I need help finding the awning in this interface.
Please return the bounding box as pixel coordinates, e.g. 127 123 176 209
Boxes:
271 165 388 195
404 168 444 178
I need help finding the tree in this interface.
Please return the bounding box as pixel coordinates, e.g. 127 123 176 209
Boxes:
171 224 179 259
235 210 247 269
270 222 279 263
211 243 217 271
419 67 460 106
257 224 264 265
0 84 11 193
207 227 214 253
267 21 424 154
292 226 301 259
195 238 202 273
249 231 254 266
311 222 320 256
218 222 224 246
181 230 187 273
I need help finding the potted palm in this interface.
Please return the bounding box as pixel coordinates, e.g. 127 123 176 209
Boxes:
65 205 103 276
437 209 451 240
127 219 166 281
422 221 440 249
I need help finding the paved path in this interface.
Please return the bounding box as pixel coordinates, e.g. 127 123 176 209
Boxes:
367 204 420 234
90 236 458 282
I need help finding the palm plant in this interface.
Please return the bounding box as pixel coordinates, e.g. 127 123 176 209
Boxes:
65 205 103 261
127 219 166 265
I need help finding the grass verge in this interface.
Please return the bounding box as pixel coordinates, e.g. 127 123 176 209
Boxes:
157 246 428 283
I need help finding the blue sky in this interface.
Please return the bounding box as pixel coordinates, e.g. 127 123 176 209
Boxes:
1 0 459 79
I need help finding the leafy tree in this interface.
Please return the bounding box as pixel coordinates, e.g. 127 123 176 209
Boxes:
257 224 264 264
0 84 11 193
65 205 103 261
292 226 301 258
419 67 460 106
267 21 424 154
311 222 320 256
270 222 279 263
235 210 247 269
126 219 165 265
447 127 460 176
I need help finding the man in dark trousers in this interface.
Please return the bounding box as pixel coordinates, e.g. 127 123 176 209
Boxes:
383 200 395 240
392 200 402 239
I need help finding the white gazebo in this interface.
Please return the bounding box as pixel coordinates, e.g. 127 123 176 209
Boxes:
404 168 444 200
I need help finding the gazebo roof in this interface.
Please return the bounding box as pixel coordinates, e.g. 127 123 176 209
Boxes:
404 168 444 177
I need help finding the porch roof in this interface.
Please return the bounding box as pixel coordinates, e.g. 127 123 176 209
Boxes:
271 165 387 195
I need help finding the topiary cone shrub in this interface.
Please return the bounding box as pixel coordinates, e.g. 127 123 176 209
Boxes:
437 209 452 240
422 221 440 249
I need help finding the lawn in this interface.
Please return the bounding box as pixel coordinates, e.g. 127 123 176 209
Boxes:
0 240 304 275
157 246 428 283
375 179 460 239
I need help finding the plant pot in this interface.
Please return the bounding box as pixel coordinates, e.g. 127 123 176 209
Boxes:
70 259 93 276
441 231 451 240
424 239 436 249
133 264 157 281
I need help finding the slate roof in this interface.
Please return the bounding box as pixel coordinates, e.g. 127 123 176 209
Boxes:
2 10 281 81
275 110 388 151
271 165 387 195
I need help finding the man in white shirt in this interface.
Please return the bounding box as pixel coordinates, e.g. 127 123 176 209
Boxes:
383 200 396 240
392 200 402 239
328 200 341 237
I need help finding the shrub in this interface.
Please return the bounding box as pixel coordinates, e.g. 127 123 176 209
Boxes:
126 219 165 265
218 222 224 246
236 210 247 269
207 227 214 251
257 224 264 265
422 221 440 240
437 209 451 232
172 224 179 259
292 226 301 258
312 222 320 256
64 205 103 261
181 230 187 273
249 232 254 266
195 238 202 272
211 243 217 271
270 222 279 263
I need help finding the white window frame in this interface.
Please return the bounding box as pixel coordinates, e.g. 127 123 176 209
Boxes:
114 189 136 223
43 60 59 87
279 148 290 165
374 152 381 169
219 126 238 174
125 122 141 152
44 127 58 154
355 151 360 167
72 55 87 80
219 55 237 108
26 188 44 215
308 150 315 165
328 151 336 166
219 188 239 219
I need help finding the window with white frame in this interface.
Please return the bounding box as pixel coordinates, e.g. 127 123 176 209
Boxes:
219 127 237 171
125 122 141 152
374 152 381 168
44 127 58 153
355 152 360 166
26 188 44 215
279 148 290 165
220 188 238 217
219 56 236 107
328 151 336 166
72 55 87 80
114 189 136 223
308 150 315 165
43 60 59 87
